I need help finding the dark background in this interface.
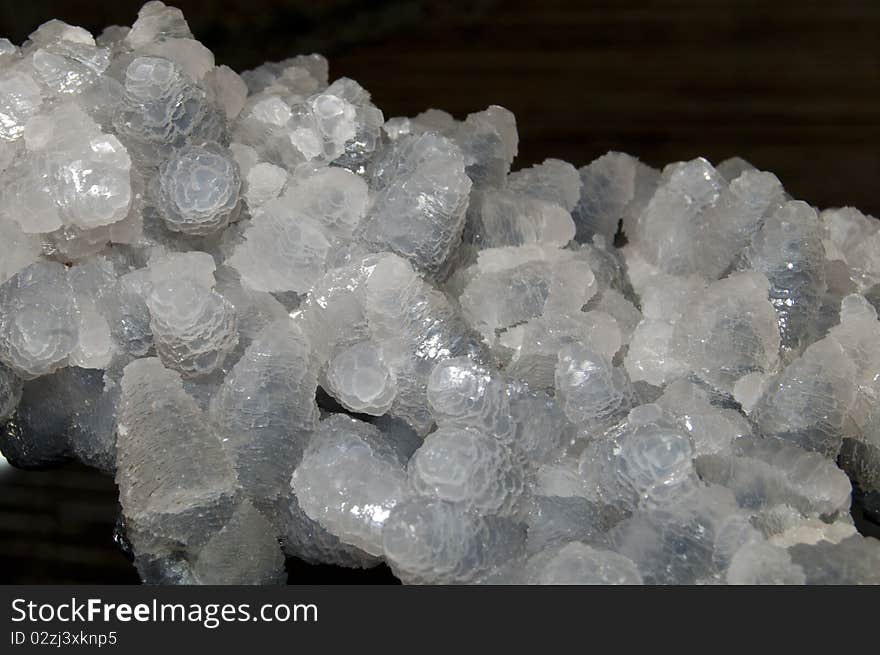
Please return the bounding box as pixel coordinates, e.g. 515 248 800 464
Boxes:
1 0 879 583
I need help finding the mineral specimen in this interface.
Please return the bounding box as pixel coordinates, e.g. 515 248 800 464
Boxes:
1 2 879 585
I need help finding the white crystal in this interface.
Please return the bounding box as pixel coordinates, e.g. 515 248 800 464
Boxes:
291 415 407 556
156 142 240 236
522 542 643 585
193 500 286 585
363 132 471 275
0 262 78 379
210 319 318 502
407 425 525 517
326 341 397 416
2 3 879 586
116 357 237 546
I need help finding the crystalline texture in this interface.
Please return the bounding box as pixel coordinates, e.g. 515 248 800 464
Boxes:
753 336 856 457
726 542 805 585
126 1 193 49
116 358 237 548
3 3 880 586
364 253 485 434
673 272 781 394
0 71 43 141
114 56 223 166
465 188 575 249
522 542 643 585
607 409 698 510
192 500 286 585
574 151 657 243
0 363 21 423
427 357 514 441
555 342 633 431
4 103 132 233
743 201 827 354
228 196 331 294
156 142 240 235
695 436 852 519
628 157 725 275
147 278 238 377
459 245 597 348
291 415 407 556
325 341 397 416
364 132 471 276
382 497 514 584
407 426 526 517
0 262 78 379
210 320 319 505
31 39 110 96
507 158 582 212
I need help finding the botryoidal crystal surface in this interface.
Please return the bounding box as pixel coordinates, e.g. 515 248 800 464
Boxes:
1 2 879 586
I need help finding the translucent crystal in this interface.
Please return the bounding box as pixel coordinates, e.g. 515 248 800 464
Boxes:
753 336 856 457
695 170 785 279
522 495 608 554
522 542 643 585
383 497 519 584
0 366 116 471
673 272 781 394
821 206 880 291
450 106 517 188
156 142 240 236
147 278 238 377
279 490 378 569
627 157 725 274
607 409 698 509
0 216 41 284
291 415 407 556
140 38 214 83
325 341 397 416
228 196 330 294
193 500 286 585
574 151 657 243
788 535 880 584
555 342 633 431
210 320 319 504
507 158 582 212
114 56 223 166
0 262 78 379
609 486 741 584
459 245 597 347
466 188 575 249
427 357 514 441
0 70 43 141
244 162 287 209
284 167 368 242
4 103 132 233
4 3 880 586
726 541 806 585
363 132 471 276
743 201 827 353
204 65 248 120
0 363 21 423
116 358 237 547
657 379 752 456
363 253 485 434
407 426 525 517
126 1 193 49
695 436 852 518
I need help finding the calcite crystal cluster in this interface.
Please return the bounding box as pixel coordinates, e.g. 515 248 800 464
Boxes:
1 2 879 585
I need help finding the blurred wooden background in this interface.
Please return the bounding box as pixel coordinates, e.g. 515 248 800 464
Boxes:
1 0 879 583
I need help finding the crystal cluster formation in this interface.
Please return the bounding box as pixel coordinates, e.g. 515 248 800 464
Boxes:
2 2 879 585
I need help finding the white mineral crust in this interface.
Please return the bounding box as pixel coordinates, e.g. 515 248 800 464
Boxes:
1 1 879 585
